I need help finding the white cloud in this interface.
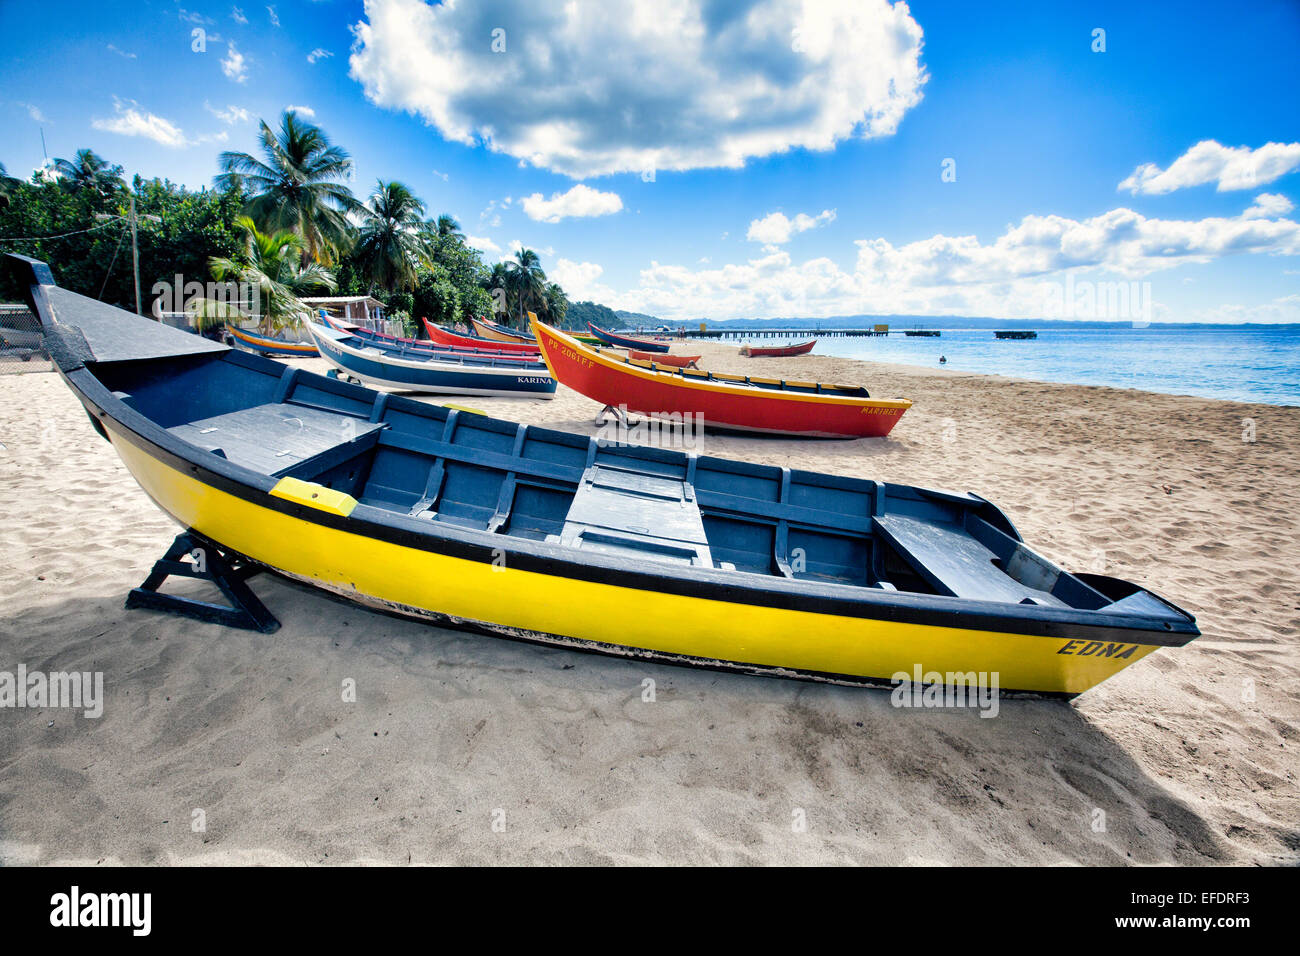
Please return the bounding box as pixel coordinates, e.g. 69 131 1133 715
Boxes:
231 6 248 25
1120 140 1300 195
308 48 333 64
206 102 252 125
552 259 619 303
431 168 449 182
521 184 624 223
480 197 511 227
179 8 213 26
267 5 280 27
107 44 136 59
285 104 314 117
349 0 927 178
464 234 500 254
91 99 186 148
747 208 836 244
22 103 47 123
1242 192 1294 219
1191 294 1300 324
582 205 1300 320
222 42 248 82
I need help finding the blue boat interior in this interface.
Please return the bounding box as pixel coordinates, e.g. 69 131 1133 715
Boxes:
86 346 1179 620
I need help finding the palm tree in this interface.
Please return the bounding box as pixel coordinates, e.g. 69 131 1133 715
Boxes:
200 215 336 334
0 162 14 207
215 110 363 266
52 149 124 195
352 180 429 293
505 248 546 328
432 214 463 240
543 282 569 325
483 261 511 322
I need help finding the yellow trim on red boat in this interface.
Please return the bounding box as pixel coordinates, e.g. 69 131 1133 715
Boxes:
531 317 912 411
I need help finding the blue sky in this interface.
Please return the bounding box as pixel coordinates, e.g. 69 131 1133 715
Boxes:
2 0 1298 321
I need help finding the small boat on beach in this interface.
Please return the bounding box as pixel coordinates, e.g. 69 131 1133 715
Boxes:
535 319 909 438
628 349 700 368
472 316 538 344
12 252 1199 696
424 318 540 355
306 321 556 397
740 340 816 358
588 323 671 353
325 319 541 362
226 325 319 357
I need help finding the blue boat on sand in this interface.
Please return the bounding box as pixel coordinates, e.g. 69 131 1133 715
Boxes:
306 322 556 398
587 323 671 353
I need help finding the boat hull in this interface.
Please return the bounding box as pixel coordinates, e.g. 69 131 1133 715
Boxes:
536 322 908 438
69 387 1170 695
629 349 700 368
472 316 538 344
425 318 540 355
742 340 816 357
227 325 319 357
309 324 556 398
588 323 670 353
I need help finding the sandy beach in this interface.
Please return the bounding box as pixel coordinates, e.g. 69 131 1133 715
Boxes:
1 342 1296 866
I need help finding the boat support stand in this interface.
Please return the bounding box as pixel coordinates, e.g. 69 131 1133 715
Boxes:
125 532 281 633
594 404 629 427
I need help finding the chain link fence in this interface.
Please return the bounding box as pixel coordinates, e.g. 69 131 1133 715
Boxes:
0 303 51 373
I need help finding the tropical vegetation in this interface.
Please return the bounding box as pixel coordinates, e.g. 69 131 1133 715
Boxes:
0 110 601 336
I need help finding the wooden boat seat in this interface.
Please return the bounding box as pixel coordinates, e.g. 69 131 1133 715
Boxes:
169 403 385 477
558 460 713 568
872 513 1068 607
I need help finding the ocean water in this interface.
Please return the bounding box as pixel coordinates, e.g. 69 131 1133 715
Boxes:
801 324 1300 406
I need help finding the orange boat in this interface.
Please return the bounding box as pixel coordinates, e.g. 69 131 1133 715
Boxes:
472 316 537 344
628 349 700 368
533 318 909 438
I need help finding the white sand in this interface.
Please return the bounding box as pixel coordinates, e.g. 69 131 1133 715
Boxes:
0 343 1296 865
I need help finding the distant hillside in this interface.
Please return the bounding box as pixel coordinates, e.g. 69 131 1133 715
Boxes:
566 300 626 330
614 309 664 328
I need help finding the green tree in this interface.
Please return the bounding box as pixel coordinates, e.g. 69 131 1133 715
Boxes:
52 149 125 196
215 110 363 266
412 262 462 331
429 214 463 240
0 175 243 310
204 215 336 333
352 180 429 293
543 281 569 325
504 247 546 328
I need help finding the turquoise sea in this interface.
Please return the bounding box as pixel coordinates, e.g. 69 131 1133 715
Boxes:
802 324 1300 406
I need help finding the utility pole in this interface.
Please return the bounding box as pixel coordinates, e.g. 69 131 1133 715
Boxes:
98 197 161 316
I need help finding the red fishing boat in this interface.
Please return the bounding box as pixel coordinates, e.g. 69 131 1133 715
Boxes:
422 317 541 355
740 339 816 357
533 319 909 438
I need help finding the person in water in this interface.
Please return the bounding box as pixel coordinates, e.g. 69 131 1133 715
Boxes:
939 355 947 364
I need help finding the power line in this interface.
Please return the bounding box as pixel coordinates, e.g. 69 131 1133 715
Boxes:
0 218 125 244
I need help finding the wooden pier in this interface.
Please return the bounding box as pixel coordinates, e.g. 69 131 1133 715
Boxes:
672 327 891 340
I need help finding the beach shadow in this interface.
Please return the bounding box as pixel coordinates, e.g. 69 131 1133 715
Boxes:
0 573 1274 866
